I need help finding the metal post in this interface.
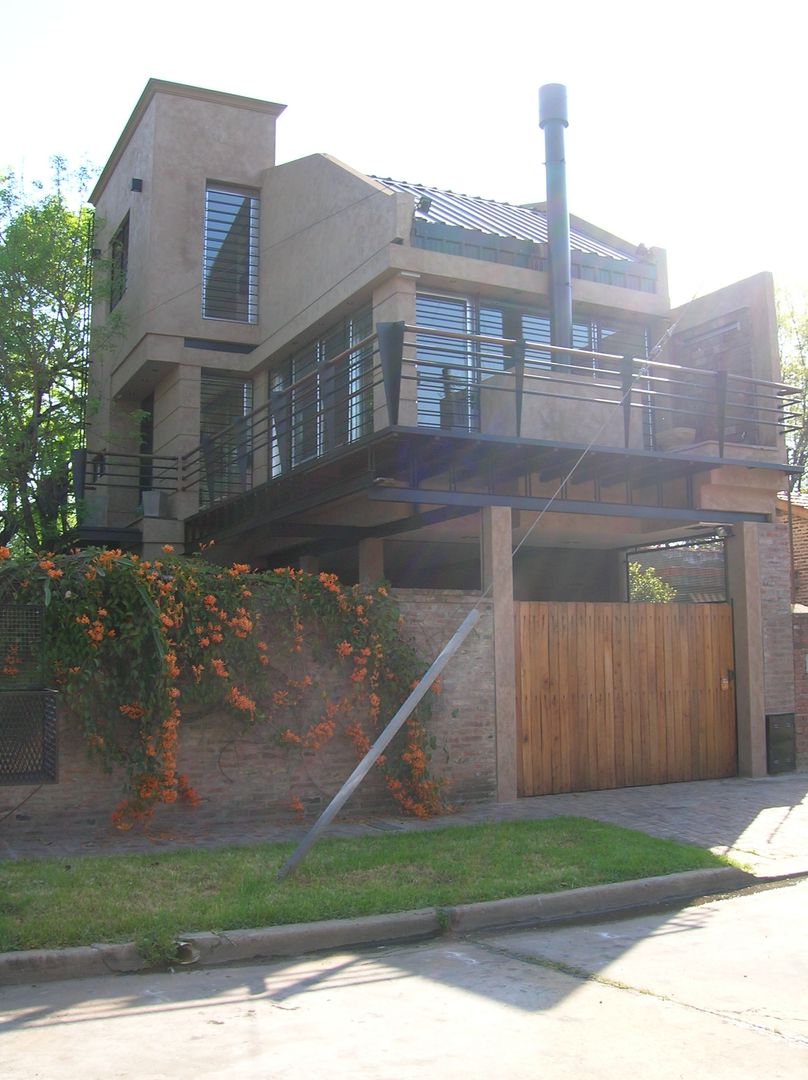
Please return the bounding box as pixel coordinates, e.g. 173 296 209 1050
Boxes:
277 606 482 881
539 84 572 364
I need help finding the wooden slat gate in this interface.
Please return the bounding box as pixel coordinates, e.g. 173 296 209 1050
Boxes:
515 601 737 796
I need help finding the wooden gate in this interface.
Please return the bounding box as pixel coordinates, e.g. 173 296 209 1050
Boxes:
514 602 737 796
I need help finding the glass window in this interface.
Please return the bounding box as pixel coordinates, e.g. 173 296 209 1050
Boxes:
110 213 129 310
199 370 254 506
202 186 259 323
271 303 373 474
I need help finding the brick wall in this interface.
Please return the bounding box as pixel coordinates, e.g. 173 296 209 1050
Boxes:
0 590 497 848
791 613 808 771
758 523 796 716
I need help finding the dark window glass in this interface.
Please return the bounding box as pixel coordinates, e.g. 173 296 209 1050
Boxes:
199 370 254 506
110 214 129 310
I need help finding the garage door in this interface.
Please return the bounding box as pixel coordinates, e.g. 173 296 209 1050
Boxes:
515 601 737 796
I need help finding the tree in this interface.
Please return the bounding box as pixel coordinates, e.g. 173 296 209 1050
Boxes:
0 162 94 549
628 562 677 603
777 289 808 492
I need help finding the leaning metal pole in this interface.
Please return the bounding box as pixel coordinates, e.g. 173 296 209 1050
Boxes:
276 606 482 881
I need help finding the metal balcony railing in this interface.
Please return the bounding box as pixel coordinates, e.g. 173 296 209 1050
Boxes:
101 322 798 515
71 450 179 502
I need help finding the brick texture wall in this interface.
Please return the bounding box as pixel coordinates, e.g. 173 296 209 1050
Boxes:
0 590 496 848
791 613 808 771
775 502 808 607
759 523 796 716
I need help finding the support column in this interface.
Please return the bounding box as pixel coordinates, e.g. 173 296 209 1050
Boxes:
358 538 385 583
372 274 418 426
725 521 796 776
480 506 517 802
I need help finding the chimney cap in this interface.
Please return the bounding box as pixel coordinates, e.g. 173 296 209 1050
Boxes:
539 83 568 129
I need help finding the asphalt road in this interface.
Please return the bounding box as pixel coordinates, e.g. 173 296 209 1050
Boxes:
2 878 806 1079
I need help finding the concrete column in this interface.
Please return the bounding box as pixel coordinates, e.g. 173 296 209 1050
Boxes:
154 365 202 529
480 506 517 802
358 538 385 583
372 274 418 427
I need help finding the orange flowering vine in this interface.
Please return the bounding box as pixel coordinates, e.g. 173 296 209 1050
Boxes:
0 548 448 827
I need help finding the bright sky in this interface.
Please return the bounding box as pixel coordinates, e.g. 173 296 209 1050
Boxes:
3 0 807 307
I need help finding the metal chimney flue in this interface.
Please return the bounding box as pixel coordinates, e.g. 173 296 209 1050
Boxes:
539 83 572 361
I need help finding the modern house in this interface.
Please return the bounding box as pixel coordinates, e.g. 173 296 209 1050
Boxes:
78 78 800 803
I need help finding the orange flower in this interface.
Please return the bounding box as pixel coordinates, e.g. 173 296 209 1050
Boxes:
0 546 9 560
336 641 353 657
162 544 174 554
290 796 304 816
211 657 229 678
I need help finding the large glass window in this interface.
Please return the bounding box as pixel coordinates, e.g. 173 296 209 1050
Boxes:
202 186 259 323
199 370 254 506
415 292 650 430
271 303 373 474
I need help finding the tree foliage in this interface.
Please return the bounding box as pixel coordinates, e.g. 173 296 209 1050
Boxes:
628 561 677 603
777 289 808 492
0 163 93 550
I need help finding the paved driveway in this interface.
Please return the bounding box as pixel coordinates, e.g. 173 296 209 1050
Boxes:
3 774 807 878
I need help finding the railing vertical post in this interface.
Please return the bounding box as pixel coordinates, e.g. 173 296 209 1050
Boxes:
715 370 729 458
621 356 634 449
377 322 405 426
513 339 526 438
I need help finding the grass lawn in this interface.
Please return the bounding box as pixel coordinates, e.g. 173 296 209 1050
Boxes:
0 816 729 956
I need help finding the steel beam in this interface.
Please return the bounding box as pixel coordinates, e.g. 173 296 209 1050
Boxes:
367 486 769 525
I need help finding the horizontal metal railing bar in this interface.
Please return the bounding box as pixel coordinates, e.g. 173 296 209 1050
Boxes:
84 452 178 465
403 323 626 364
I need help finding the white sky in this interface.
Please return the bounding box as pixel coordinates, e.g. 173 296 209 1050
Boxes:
3 0 807 306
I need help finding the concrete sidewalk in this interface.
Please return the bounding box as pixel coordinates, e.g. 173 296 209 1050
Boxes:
3 774 807 876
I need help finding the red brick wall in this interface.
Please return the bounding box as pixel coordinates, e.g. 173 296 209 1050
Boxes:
0 590 497 848
791 613 808 771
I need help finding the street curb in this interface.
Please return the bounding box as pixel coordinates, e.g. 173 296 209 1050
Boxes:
0 867 756 987
446 866 755 932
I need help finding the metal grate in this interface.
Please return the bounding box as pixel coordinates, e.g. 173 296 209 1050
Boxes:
0 690 59 784
0 605 45 689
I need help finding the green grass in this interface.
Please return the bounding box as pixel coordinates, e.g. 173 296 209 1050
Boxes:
0 817 729 954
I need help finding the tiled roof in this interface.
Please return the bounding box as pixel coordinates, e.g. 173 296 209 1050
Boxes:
374 177 631 261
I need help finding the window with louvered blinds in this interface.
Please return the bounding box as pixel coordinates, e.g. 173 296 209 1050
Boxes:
202 185 259 323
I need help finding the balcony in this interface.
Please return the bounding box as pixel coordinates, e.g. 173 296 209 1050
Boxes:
73 322 799 549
